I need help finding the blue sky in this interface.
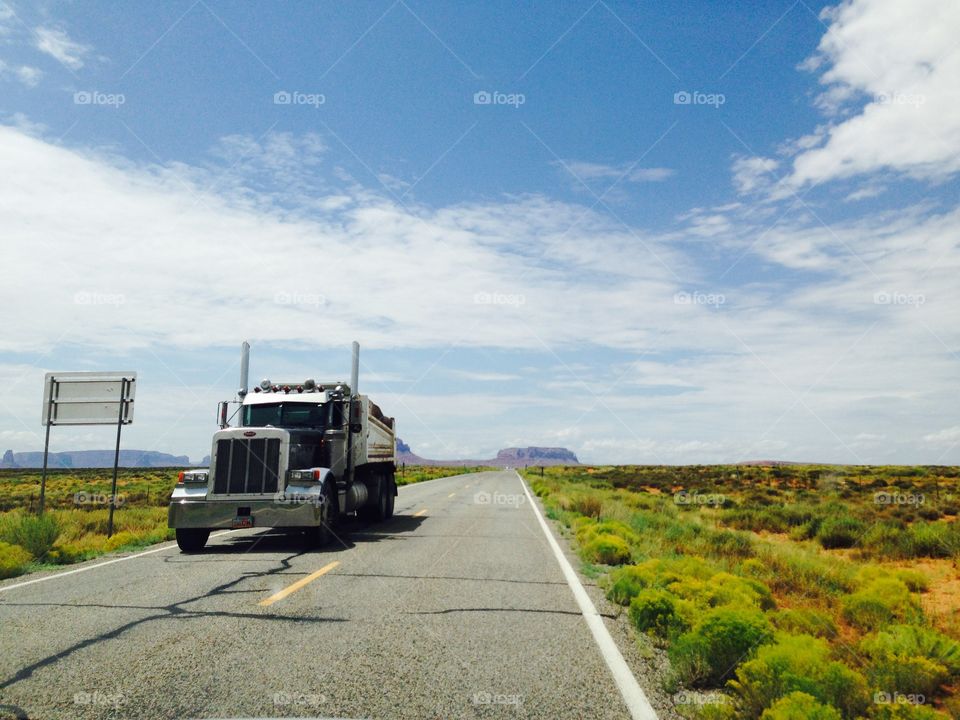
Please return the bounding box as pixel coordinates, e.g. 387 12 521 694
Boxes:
1 0 959 465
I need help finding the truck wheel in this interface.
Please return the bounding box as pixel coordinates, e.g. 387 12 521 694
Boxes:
304 481 336 547
359 474 389 522
176 529 209 553
385 475 396 519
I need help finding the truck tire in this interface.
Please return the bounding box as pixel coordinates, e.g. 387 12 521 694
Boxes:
385 474 396 519
359 473 390 522
304 481 336 547
176 528 209 553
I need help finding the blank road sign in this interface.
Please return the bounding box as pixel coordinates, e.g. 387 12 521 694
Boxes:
42 372 136 426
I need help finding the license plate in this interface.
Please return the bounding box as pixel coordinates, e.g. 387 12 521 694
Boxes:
232 516 254 529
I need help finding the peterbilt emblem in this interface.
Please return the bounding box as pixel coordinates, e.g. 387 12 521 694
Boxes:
243 431 256 437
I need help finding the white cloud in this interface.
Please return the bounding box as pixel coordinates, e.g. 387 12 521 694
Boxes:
447 370 522 382
923 426 960 447
0 2 15 35
1 115 959 464
559 160 675 183
0 124 689 357
786 0 960 187
15 65 41 86
0 60 42 87
732 156 779 194
34 26 90 70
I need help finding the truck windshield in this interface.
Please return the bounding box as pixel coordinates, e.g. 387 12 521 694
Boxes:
243 402 326 428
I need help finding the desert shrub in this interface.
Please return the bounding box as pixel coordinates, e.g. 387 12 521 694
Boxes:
703 529 755 558
0 541 33 578
916 506 941 521
669 608 772 687
677 572 774 612
582 533 631 565
575 518 639 546
740 558 771 580
869 704 951 720
606 557 719 606
906 522 958 558
893 569 929 593
841 578 921 631
729 634 869 719
788 520 819 542
754 544 856 597
607 564 652 605
0 512 60 560
815 516 865 549
859 522 906 558
683 699 737 720
866 654 947 699
759 692 841 720
723 507 792 534
861 624 960 681
856 565 930 593
628 589 689 638
770 608 837 639
570 494 602 518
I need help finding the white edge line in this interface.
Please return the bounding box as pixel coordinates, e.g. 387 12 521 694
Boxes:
516 471 659 720
0 530 236 594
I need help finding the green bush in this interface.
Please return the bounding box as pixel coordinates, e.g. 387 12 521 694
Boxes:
605 557 718 606
860 624 960 696
855 565 929 593
704 529 755 558
866 655 947 699
815 516 865 549
570 494 602 518
669 608 772 687
859 522 906 558
607 564 651 605
0 512 60 561
0 541 33 578
729 634 869 719
759 692 841 720
907 522 958 558
575 518 639 546
582 533 631 565
770 608 837 639
628 589 689 638
869 704 951 719
740 558 771 580
841 578 921 631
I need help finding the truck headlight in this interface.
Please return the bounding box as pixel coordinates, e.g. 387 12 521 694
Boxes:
178 470 209 484
287 469 320 482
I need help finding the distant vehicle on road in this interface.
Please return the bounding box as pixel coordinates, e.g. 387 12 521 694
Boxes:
168 341 396 551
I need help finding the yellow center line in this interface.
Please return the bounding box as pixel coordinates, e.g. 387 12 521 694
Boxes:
258 561 339 607
413 508 428 517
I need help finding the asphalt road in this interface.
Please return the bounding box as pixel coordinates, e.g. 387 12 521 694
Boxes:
0 470 659 720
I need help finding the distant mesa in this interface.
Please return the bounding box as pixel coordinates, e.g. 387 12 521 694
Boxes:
0 449 194 469
0 441 580 470
395 439 579 467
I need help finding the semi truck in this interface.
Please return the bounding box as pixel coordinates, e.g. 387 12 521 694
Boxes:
168 341 396 552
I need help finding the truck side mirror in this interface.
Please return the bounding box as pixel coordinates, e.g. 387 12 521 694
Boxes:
218 401 230 428
350 422 363 434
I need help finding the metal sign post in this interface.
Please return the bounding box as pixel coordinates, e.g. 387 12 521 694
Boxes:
40 372 136 537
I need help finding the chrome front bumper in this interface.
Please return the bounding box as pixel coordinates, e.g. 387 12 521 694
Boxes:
168 486 327 529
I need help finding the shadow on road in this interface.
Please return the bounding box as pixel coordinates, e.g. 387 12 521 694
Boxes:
180 513 427 557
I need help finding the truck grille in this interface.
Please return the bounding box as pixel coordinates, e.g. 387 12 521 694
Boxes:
212 438 281 494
